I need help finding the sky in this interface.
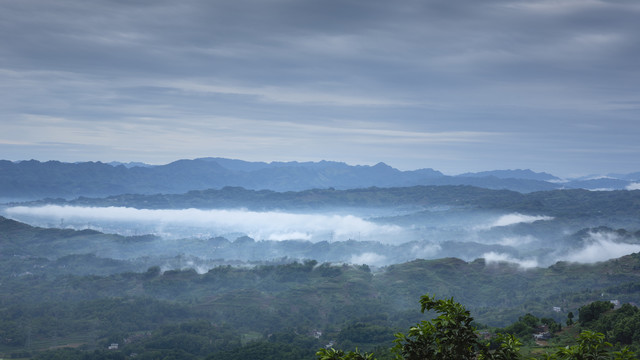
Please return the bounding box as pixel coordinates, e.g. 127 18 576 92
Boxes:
1 0 639 177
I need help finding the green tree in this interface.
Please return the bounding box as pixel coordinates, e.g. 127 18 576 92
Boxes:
316 294 636 360
579 301 614 325
554 330 611 360
611 347 636 360
392 295 479 359
392 294 520 360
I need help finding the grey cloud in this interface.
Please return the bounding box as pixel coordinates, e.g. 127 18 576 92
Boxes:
1 0 639 175
5 0 637 81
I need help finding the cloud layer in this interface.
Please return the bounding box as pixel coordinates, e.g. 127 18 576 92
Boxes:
482 252 540 269
627 183 640 190
475 213 553 230
350 252 388 266
481 230 640 268
5 205 402 242
1 0 639 175
5 205 640 267
563 231 640 263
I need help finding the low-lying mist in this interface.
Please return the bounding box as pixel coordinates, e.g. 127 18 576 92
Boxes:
3 205 640 269
563 231 640 263
4 205 403 242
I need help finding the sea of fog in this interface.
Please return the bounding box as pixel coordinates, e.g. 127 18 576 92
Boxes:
4 205 406 242
4 205 640 267
3 205 549 242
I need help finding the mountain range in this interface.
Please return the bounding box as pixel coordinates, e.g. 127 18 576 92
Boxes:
1 158 639 201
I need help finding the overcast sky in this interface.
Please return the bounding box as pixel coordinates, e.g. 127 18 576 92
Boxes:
1 0 639 177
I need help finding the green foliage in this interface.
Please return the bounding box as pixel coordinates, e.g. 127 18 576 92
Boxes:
500 314 561 341
502 314 539 339
542 318 562 334
611 347 637 360
481 333 522 360
392 294 479 359
554 330 612 360
316 347 376 360
588 303 640 345
1 257 640 359
579 301 615 325
391 294 522 360
322 295 638 360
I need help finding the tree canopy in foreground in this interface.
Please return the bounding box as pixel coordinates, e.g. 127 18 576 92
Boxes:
318 294 636 360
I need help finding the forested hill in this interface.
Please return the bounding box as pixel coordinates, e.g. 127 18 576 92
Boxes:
23 185 640 218
3 158 639 200
3 212 640 358
2 214 640 322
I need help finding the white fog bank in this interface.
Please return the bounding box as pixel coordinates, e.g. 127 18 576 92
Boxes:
563 232 640 263
482 252 540 269
490 213 554 227
627 183 640 190
481 231 640 269
474 213 554 230
4 205 403 242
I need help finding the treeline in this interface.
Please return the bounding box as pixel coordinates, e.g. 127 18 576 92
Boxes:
321 295 640 360
581 301 640 347
3 256 640 329
1 260 640 358
28 295 640 360
4 256 640 329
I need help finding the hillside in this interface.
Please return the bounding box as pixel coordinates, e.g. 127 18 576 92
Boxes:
2 216 640 324
2 248 640 357
5 185 640 270
3 213 640 358
16 185 640 226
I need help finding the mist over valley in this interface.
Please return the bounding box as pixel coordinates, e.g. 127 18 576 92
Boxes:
2 159 640 359
3 167 640 269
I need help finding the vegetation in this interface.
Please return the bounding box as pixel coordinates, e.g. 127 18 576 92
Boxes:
392 295 521 360
322 295 638 360
2 188 640 359
1 255 640 359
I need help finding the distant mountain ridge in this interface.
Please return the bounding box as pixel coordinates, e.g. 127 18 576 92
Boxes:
457 169 560 182
1 158 639 201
